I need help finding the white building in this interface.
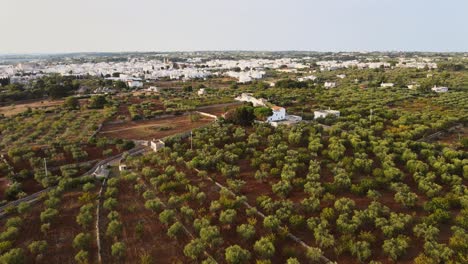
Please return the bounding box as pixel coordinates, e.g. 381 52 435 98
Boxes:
235 93 267 107
118 164 128 171
146 86 161 92
150 139 165 152
267 106 286 122
238 75 252 83
336 74 346 79
380 82 394 88
324 82 336 89
407 84 420 90
298 75 317 82
197 88 206 96
127 80 143 88
314 110 340 119
431 86 448 93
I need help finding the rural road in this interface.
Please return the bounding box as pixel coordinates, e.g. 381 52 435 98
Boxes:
0 145 146 218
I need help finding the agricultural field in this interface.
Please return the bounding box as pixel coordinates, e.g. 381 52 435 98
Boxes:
0 56 466 264
0 99 64 117
99 114 214 141
0 102 134 203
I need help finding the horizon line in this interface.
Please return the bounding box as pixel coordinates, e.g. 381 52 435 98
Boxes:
1 50 468 56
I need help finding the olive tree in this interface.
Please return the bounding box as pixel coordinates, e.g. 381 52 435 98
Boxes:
225 245 251 264
254 237 275 259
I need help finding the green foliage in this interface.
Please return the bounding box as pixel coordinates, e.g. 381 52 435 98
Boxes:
382 235 410 261
111 242 126 259
28 240 47 255
254 237 275 259
0 248 25 264
73 233 91 250
236 224 256 240
225 245 251 264
74 250 89 264
183 238 205 260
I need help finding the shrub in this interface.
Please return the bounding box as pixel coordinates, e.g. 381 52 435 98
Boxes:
0 248 25 264
159 209 176 226
219 209 237 225
263 215 280 231
0 241 12 255
306 247 322 261
73 233 91 250
236 224 256 240
144 199 163 212
111 242 126 259
103 198 118 211
200 226 223 247
183 238 205 260
254 237 275 259
74 250 89 264
382 235 410 261
167 222 184 238
225 245 251 264
28 240 47 255
40 208 58 223
106 220 123 238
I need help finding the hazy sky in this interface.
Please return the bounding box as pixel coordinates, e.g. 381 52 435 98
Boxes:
2 0 467 53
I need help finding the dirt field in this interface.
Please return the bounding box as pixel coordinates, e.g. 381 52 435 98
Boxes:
99 114 214 140
0 99 63 117
436 126 467 147
100 178 189 263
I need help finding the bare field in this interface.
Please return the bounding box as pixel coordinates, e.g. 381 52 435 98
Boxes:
0 100 63 117
99 114 214 140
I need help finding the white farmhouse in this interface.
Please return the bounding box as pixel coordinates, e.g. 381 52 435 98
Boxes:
197 88 206 96
314 109 340 119
235 93 267 107
238 75 252 83
146 86 160 92
324 82 336 89
150 139 165 152
431 86 448 93
127 79 143 88
380 82 394 88
407 84 420 90
336 74 346 79
298 75 317 82
267 106 286 122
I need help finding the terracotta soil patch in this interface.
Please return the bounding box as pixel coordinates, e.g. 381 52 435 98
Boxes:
0 100 63 117
42 190 98 264
0 177 9 199
99 115 214 140
196 102 242 116
100 179 189 264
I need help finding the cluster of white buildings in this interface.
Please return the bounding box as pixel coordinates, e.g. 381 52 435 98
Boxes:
225 70 265 83
396 58 438 69
316 60 392 71
316 58 437 71
0 60 212 83
205 58 308 70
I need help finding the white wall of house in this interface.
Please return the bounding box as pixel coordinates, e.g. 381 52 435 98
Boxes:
314 110 340 119
267 108 286 122
127 80 143 88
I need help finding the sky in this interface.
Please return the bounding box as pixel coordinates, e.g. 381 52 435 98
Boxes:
1 0 467 53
